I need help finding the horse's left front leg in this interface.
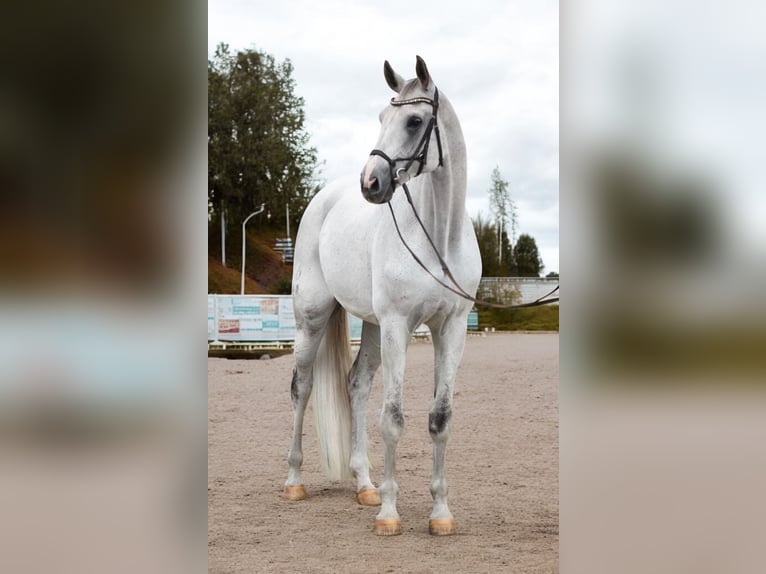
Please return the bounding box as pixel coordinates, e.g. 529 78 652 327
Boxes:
374 318 409 536
427 316 468 536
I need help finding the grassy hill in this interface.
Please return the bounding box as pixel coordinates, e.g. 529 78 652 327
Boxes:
477 304 559 331
208 227 292 294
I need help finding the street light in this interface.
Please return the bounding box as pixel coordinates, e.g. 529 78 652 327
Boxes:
241 203 266 295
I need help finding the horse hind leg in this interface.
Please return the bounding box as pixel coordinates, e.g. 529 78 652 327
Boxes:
349 321 382 506
282 298 338 501
283 360 311 500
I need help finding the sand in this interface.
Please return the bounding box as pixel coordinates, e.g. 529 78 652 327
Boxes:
209 332 558 573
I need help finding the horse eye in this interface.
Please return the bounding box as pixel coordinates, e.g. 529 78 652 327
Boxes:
407 116 423 129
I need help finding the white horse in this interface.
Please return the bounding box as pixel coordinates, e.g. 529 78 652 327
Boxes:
282 56 481 537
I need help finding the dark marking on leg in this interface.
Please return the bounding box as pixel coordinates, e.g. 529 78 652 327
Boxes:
290 368 299 403
429 406 452 436
385 403 405 429
348 353 361 391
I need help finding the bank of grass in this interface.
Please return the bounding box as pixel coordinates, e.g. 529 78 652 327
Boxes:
208 228 291 294
477 304 558 331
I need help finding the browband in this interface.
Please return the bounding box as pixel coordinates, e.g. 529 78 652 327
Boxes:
390 96 436 106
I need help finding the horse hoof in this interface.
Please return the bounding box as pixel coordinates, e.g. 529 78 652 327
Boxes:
356 488 381 506
281 485 307 501
373 518 401 536
429 518 457 536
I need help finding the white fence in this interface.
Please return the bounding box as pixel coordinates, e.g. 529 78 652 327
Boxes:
477 277 559 305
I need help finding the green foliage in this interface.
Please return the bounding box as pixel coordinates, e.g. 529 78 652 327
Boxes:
513 233 544 277
473 166 524 276
208 43 321 259
271 276 292 295
546 271 559 278
477 305 559 331
472 213 514 276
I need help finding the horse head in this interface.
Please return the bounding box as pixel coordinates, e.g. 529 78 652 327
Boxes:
360 56 444 204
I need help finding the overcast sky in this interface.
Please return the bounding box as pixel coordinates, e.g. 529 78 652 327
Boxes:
209 0 559 273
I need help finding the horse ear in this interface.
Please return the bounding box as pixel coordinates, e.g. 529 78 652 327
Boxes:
383 60 404 93
415 55 431 90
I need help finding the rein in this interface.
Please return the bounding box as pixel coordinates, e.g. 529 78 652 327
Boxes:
388 183 559 309
370 87 559 310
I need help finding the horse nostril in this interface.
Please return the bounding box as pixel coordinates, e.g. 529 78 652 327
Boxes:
361 174 379 192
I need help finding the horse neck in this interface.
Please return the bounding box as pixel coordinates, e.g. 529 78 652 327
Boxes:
412 104 467 258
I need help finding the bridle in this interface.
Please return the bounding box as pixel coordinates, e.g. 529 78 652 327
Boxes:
367 86 559 310
369 87 444 186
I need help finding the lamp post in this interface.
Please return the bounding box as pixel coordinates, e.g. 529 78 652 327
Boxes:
241 203 266 295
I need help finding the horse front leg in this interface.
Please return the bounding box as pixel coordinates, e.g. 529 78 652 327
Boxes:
427 316 468 535
374 318 409 535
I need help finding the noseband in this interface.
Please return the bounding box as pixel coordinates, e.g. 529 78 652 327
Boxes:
369 87 444 185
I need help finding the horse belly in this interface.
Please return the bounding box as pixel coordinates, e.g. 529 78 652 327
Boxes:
318 197 377 323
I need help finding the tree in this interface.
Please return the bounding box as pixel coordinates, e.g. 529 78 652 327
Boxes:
472 213 513 276
472 213 498 276
488 167 517 266
513 234 544 277
546 271 559 278
208 43 320 264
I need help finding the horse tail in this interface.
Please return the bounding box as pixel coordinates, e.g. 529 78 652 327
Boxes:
311 306 353 481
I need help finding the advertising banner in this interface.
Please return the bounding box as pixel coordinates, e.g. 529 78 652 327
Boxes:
208 296 217 340
210 295 437 343
213 295 292 342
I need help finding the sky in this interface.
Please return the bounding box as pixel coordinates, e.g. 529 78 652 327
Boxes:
208 0 559 273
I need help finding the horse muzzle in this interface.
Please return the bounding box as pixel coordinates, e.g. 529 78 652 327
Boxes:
360 159 395 204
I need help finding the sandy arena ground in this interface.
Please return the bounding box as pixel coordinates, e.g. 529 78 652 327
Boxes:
209 332 558 573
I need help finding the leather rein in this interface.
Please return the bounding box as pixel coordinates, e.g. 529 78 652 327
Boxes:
368 87 559 310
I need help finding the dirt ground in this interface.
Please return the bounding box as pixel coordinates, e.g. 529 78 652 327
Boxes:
208 333 558 573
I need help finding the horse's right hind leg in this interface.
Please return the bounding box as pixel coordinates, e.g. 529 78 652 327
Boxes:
282 298 338 501
349 321 382 506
